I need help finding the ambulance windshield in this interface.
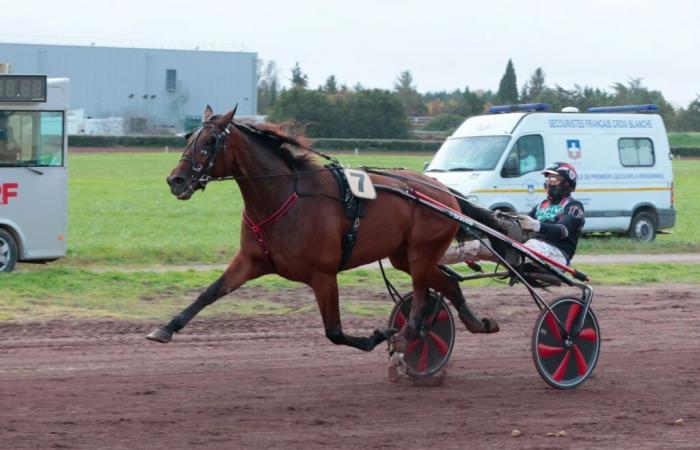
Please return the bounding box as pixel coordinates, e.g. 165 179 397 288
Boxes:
426 136 511 172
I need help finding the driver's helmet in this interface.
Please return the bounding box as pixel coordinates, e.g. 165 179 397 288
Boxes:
542 162 578 190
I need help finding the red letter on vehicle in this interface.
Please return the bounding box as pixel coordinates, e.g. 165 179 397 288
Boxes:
1 182 18 205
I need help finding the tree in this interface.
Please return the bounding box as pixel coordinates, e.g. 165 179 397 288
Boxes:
611 78 675 124
455 87 486 117
496 59 518 104
323 75 338 94
339 89 409 138
268 88 337 137
290 62 308 89
393 70 426 116
257 59 279 114
521 67 546 103
674 96 700 131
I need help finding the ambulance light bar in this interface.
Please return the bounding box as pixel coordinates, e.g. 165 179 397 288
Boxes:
489 103 550 114
587 104 659 113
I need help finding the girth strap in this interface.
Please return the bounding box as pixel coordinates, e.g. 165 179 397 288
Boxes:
326 163 365 271
243 192 300 271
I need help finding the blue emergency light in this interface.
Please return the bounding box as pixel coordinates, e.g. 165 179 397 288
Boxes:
586 104 659 113
489 103 550 114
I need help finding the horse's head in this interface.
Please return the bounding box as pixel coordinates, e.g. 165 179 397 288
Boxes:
166 104 237 200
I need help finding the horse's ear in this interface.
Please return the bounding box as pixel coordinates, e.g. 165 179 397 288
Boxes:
202 105 214 122
231 103 238 118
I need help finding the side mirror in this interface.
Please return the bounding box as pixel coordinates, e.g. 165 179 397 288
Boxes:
423 161 430 171
501 157 519 177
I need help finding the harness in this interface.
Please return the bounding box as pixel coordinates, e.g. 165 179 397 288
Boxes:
326 163 366 271
242 192 300 272
180 118 366 272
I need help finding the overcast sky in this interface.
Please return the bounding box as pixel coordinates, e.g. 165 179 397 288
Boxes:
2 0 699 107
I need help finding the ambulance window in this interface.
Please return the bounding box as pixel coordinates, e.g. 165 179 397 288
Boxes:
0 111 63 167
502 134 544 177
618 138 654 167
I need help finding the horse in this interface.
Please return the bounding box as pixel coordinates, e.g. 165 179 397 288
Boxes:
146 105 499 355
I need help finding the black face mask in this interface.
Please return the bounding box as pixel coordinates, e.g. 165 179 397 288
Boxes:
546 182 572 201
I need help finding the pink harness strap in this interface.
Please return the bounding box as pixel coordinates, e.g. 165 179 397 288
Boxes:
242 192 300 270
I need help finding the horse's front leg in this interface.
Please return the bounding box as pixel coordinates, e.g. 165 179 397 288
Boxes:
146 252 268 343
310 273 393 351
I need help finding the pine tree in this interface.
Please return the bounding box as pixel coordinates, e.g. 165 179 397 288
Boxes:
497 59 518 104
522 67 546 102
393 70 426 116
290 62 308 89
323 75 338 94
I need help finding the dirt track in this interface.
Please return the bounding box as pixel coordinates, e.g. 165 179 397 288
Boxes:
1 284 699 449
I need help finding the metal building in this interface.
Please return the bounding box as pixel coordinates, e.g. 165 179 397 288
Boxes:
0 43 257 130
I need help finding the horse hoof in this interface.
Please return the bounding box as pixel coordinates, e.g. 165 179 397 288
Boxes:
388 352 406 382
482 318 500 334
374 327 397 341
146 328 172 343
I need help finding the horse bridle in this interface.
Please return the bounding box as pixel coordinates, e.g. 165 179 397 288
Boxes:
179 118 234 189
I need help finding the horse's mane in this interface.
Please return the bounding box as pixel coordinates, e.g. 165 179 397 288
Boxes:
233 121 319 170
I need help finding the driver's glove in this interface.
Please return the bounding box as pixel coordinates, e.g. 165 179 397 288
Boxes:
517 214 541 232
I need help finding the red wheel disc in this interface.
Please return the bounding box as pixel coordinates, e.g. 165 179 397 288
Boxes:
388 291 455 377
532 297 600 389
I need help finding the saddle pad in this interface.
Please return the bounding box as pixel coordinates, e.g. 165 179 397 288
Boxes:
342 168 376 200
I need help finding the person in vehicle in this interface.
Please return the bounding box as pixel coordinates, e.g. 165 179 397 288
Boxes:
0 112 19 163
440 162 585 266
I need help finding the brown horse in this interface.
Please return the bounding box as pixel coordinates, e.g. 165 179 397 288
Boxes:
146 105 498 353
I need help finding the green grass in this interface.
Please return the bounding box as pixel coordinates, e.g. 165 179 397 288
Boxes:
2 263 699 322
59 152 699 266
669 132 700 147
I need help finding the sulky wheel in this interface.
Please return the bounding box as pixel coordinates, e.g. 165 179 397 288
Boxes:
532 296 601 389
388 291 455 377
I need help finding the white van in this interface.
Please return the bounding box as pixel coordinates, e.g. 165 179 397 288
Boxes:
425 103 675 241
0 75 69 272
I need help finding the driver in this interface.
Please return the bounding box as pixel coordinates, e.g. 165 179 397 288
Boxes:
439 162 585 266
0 112 19 163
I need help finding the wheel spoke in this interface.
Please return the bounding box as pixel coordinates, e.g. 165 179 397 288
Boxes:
416 342 429 372
545 312 563 342
407 339 422 353
394 310 406 329
538 343 565 358
564 303 582 334
428 331 448 356
572 344 589 376
424 309 449 325
577 327 597 341
552 350 572 382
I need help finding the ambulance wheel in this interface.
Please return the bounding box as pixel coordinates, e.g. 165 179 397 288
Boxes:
629 210 657 241
389 291 455 377
532 297 600 389
0 228 18 273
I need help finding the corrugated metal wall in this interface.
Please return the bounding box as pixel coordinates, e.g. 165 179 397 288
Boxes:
0 43 257 128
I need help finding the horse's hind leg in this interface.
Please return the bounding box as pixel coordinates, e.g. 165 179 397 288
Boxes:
146 253 268 343
310 273 393 351
429 267 499 334
387 249 441 353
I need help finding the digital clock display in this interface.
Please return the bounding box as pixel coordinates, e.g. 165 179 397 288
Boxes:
0 75 47 102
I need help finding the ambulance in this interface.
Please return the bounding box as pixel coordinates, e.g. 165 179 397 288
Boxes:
425 103 675 241
0 74 69 272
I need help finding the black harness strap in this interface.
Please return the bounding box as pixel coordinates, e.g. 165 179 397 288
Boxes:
326 163 366 271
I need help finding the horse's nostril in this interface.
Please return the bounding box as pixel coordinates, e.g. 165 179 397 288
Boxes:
168 176 187 187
